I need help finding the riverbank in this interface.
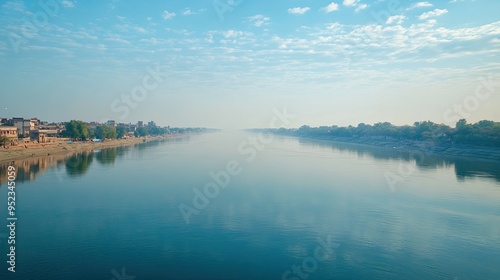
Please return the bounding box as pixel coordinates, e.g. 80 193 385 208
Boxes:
0 135 185 164
293 135 500 162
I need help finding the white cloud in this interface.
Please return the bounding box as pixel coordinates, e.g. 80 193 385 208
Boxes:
409 2 433 10
248 15 270 27
223 30 244 38
355 3 368 12
323 2 340 13
343 0 367 12
288 7 310 15
386 15 406 24
115 23 147 33
343 0 359 7
61 0 75 8
182 8 205 16
162 10 176 20
419 9 448 20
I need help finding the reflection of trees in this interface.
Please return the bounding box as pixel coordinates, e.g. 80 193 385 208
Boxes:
65 151 94 177
454 159 500 182
298 138 500 183
95 148 117 165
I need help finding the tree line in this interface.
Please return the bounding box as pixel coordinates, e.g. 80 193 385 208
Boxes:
262 119 500 148
61 120 213 140
61 120 165 140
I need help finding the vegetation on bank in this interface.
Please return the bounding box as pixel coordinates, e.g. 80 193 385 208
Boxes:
0 135 9 146
61 120 213 141
256 119 500 148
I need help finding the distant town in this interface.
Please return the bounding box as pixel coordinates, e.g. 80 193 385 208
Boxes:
0 117 209 146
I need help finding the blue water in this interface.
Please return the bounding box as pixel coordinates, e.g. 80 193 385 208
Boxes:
0 132 499 279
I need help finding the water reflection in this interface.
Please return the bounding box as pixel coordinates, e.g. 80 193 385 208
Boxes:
2 135 498 187
297 138 500 183
0 137 191 186
0 157 61 185
65 151 94 177
95 148 117 165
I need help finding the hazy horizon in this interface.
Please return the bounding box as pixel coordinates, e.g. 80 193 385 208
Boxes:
1 0 499 129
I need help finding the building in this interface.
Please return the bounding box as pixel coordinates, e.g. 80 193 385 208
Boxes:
87 121 101 130
12 117 39 138
107 120 116 127
0 126 18 140
137 121 144 127
30 129 58 143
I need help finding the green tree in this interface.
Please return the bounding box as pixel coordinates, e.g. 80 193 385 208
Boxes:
134 127 148 137
64 120 90 140
94 125 117 139
103 125 117 139
116 125 126 138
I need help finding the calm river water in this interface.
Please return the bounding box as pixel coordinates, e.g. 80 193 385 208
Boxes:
0 132 499 279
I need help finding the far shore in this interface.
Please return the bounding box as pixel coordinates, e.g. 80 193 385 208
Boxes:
0 135 187 164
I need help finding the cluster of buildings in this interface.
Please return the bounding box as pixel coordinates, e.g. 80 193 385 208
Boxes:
0 117 63 145
0 117 162 145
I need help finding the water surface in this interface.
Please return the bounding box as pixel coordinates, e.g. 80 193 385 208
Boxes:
0 132 499 279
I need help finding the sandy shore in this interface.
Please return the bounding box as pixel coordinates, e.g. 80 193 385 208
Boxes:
0 135 183 164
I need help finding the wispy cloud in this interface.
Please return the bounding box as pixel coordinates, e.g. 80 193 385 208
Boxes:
386 15 406 25
419 9 448 20
2 1 26 12
354 3 368 12
409 2 433 10
115 23 148 33
343 0 359 7
162 10 176 20
61 0 76 8
288 7 310 15
182 8 205 16
343 0 368 12
248 15 270 27
222 30 244 38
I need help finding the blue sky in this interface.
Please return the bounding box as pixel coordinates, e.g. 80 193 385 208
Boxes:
0 0 499 129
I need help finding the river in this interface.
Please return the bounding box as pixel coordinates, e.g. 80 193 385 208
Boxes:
0 131 499 279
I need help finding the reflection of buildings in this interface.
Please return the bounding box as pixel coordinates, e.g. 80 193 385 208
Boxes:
0 136 191 187
0 157 62 185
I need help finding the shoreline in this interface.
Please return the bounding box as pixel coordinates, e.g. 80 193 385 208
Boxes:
0 135 187 164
